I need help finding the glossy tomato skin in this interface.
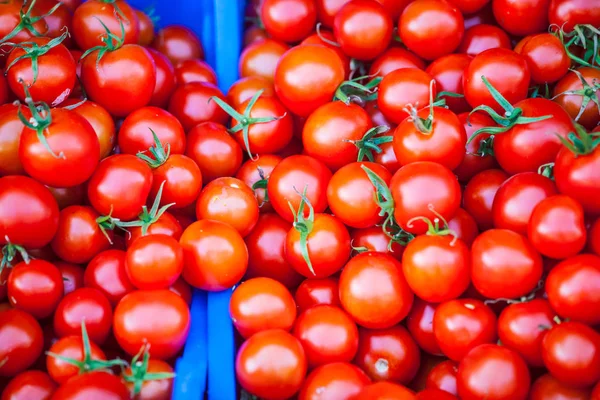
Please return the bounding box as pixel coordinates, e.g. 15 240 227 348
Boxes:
174 59 217 86
261 0 316 43
7 260 63 319
1 370 57 400
549 0 600 31
0 105 25 176
147 48 177 108
298 362 371 400
545 254 600 325
119 107 186 155
378 68 435 125
492 0 549 36
152 25 203 64
399 0 464 61
236 329 307 400
57 262 84 296
180 220 248 291
426 360 458 395
274 44 345 118
126 234 183 290
50 371 129 400
425 54 472 114
463 48 530 114
457 344 530 400
447 208 479 247
150 154 203 209
553 68 600 130
433 299 497 361
529 373 592 400
390 161 461 235
590 218 600 256
0 309 43 377
295 278 341 313
122 359 174 400
463 169 508 230
302 31 351 77
236 154 282 213
81 45 156 118
370 47 425 77
542 322 600 388
227 76 276 110
0 176 59 249
84 250 134 306
351 226 405 261
87 154 153 221
168 82 228 131
46 335 107 384
113 289 190 360
239 38 290 81
61 99 115 160
515 33 570 84
356 381 417 399
458 24 511 56
339 252 414 329
407 300 442 356
230 277 297 339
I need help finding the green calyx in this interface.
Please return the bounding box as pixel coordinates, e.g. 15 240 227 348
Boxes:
288 186 316 276
334 75 382 106
554 24 600 70
1 240 30 276
538 162 555 179
557 123 600 157
405 80 437 134
552 68 600 123
406 204 458 243
115 181 175 236
351 125 392 162
80 17 125 67
467 75 552 143
137 128 171 169
122 345 175 397
210 90 284 160
4 29 70 86
251 167 270 207
0 0 62 44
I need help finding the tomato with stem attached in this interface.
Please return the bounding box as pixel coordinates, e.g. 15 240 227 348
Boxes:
492 0 549 36
553 68 600 130
227 76 275 110
453 112 497 183
122 349 175 400
236 154 282 213
119 107 186 155
84 249 134 307
425 54 472 114
351 226 406 261
378 68 435 125
0 309 43 377
447 208 479 247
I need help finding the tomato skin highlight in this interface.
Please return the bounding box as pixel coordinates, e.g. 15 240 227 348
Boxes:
261 0 317 44
1 370 57 400
0 309 44 377
125 234 184 290
84 249 135 306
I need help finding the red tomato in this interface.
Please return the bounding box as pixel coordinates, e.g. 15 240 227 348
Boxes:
61 100 115 160
529 374 592 400
46 335 107 384
590 218 600 256
447 0 489 13
0 1 48 51
50 371 129 400
46 185 86 211
1 370 56 400
515 33 570 84
351 226 405 261
169 277 193 306
549 0 600 31
463 2 495 28
316 0 352 27
553 68 600 130
236 329 307 400
179 220 248 291
542 322 600 388
113 290 190 360
236 154 282 213
447 208 479 247
406 300 442 356
136 9 154 46
425 54 472 114
167 82 228 131
261 0 316 43
125 234 183 290
399 0 464 61
299 362 371 400
274 45 345 117
148 153 203 209
492 0 549 36
457 24 511 56
301 30 351 77
57 262 84 296
417 388 457 400
463 169 508 230
0 105 26 176
433 298 497 361
227 76 276 110
293 305 359 367
7 260 63 319
426 360 458 396
84 250 134 306
545 254 600 325
294 278 341 313
457 344 530 400
339 252 414 329
230 277 297 339
152 25 204 65
239 39 290 81
370 47 425 77
0 309 43 377
119 107 186 155
378 68 435 125
357 381 417 399
147 48 177 109
174 59 217 86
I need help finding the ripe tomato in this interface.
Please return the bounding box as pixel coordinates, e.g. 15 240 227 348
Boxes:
239 39 290 81
46 335 107 384
47 185 86 211
57 262 84 296
119 107 186 155
463 48 530 113
293 305 359 367
152 25 204 65
0 1 49 50
148 153 203 210
378 68 435 125
1 370 56 400
406 300 442 356
390 161 461 235
433 298 497 361
545 254 600 325
447 208 479 247
425 54 472 114
0 105 26 176
61 99 115 160
84 250 134 306
463 169 508 230
492 0 549 36
542 322 600 388
529 374 592 400
590 218 600 256
457 344 530 400
370 47 426 77
515 33 570 84
180 219 248 291
50 371 129 400
236 154 282 213
0 309 43 377
125 234 183 290
548 0 600 31
333 0 393 60
553 68 600 130
301 30 351 77
113 290 190 360
458 24 511 56
227 76 276 110
351 226 405 261
492 172 557 235
358 382 417 399
294 278 341 313
174 59 217 86
7 259 63 319
418 388 457 400
299 362 371 399
261 0 316 43
230 277 297 339
236 329 307 400
274 44 345 117
426 360 458 395
147 48 177 109
168 82 228 131
339 252 414 329
447 0 489 13
136 8 154 46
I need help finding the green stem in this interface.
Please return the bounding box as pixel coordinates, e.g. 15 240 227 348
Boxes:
114 181 175 235
351 125 391 162
288 186 315 276
0 0 62 44
136 128 171 168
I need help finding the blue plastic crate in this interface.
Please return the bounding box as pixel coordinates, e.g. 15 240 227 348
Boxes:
126 0 245 399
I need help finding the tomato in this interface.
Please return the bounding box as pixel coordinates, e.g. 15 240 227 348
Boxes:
417 388 457 400
351 226 405 260
426 360 458 396
230 277 297 339
495 168 559 228
5 37 76 106
174 59 217 86
147 48 177 109
301 31 351 77
339 252 414 329
239 39 290 81
236 155 281 213
0 176 59 249
152 25 204 65
463 169 508 230
125 234 183 290
458 24 511 56
7 259 63 319
590 218 600 256
0 1 48 50
136 9 154 46
492 0 549 36
390 161 461 235
370 48 425 78
46 185 85 211
294 278 341 313
463 49 530 114
447 208 479 247
333 0 392 60
542 322 600 388
356 381 417 399
180 219 248 291
515 33 569 84
261 0 316 43
299 362 371 400
316 0 351 27
19 107 100 188
553 68 600 130
548 0 600 32
378 68 435 125
425 54 471 114
457 344 530 400
405 300 441 356
0 309 43 377
433 299 497 361
545 254 600 325
87 154 153 221
1 370 56 400
399 0 464 61
529 374 592 400
61 100 115 160
274 44 345 118
113 290 190 360
119 107 186 155
244 25 270 46
50 371 129 400
0 105 25 176
57 262 84 296
227 76 276 110
46 335 107 384
236 329 307 400
267 155 332 222
463 2 495 28
84 250 133 307
147 153 203 210
447 0 489 13
169 277 192 306
168 82 228 131
72 0 139 50
51 205 114 264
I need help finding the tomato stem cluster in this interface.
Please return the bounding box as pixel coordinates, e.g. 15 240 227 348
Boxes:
557 123 600 156
288 186 316 276
334 75 382 106
116 181 175 236
122 345 175 396
136 128 171 168
554 24 600 70
352 125 392 162
0 0 62 44
80 17 125 67
0 239 30 275
404 80 437 134
552 69 600 123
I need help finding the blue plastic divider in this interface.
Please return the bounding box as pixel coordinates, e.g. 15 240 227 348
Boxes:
127 1 245 398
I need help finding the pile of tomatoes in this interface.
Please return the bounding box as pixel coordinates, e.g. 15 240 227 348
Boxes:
0 0 600 399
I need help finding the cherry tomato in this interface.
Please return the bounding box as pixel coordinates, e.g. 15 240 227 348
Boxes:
152 25 204 65
119 107 186 155
463 169 508 230
339 252 414 329
46 335 107 384
493 0 549 36
1 370 56 400
425 54 472 114
125 234 183 290
174 59 217 86
57 262 84 296
370 47 426 77
261 0 316 43
447 208 479 247
515 33 570 84
301 30 351 77
0 105 26 176
447 0 490 13
426 360 458 396
529 373 592 400
236 154 282 213
298 362 371 400
147 48 177 109
0 309 43 377
351 226 405 261
589 218 600 256
549 0 600 31
50 371 129 400
61 99 115 160
553 68 600 130
122 358 174 400
136 9 154 46
84 250 133 306
294 278 341 313
168 82 228 131
148 154 203 210
378 68 435 125
356 381 417 400
0 1 49 52
458 24 511 56
227 76 276 110
406 300 442 356
239 39 290 81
